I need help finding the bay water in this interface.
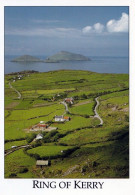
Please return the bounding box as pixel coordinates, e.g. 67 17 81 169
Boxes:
5 55 129 74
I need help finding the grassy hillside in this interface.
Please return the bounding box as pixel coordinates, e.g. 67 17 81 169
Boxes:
4 70 129 178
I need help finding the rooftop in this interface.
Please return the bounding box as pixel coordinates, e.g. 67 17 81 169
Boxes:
36 160 49 166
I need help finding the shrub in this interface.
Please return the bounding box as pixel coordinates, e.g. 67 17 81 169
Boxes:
81 164 89 173
81 94 87 99
84 114 89 118
43 130 58 143
19 167 28 174
26 133 36 143
9 173 17 178
32 140 42 148
74 96 79 100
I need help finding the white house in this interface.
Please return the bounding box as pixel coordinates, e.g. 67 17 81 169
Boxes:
54 115 70 122
55 115 65 122
36 133 43 140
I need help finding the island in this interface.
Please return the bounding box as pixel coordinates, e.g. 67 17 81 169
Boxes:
45 51 91 63
11 55 43 62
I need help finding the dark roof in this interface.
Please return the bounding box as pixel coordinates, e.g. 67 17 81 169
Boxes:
55 115 63 119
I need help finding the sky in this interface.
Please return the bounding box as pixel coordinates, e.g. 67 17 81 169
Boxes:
5 6 129 57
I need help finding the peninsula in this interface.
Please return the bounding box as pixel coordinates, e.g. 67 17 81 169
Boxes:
45 51 90 63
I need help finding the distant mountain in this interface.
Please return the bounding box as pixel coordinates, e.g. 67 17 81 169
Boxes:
11 55 43 62
45 51 91 63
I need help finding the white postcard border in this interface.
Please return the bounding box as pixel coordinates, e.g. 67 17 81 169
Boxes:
0 0 135 195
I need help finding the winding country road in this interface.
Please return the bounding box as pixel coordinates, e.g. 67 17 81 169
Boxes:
94 97 103 125
5 144 30 157
61 101 70 114
61 97 103 126
9 82 22 99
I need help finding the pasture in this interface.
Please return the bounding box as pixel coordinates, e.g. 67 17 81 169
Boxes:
4 70 129 178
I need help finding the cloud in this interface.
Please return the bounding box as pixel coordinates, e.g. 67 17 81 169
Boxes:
82 26 92 34
82 23 104 34
82 12 128 36
5 27 81 38
5 12 129 40
93 23 104 33
106 12 128 33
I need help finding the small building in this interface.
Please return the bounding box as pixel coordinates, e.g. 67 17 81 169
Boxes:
55 115 70 122
18 75 23 80
55 115 65 122
63 116 70 121
37 124 48 128
40 121 44 124
65 97 74 104
36 160 51 168
36 133 43 140
30 123 48 131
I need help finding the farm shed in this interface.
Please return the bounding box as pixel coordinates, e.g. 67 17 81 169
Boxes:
63 116 70 121
36 133 43 140
36 160 51 168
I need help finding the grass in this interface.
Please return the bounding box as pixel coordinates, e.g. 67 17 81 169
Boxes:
27 145 74 158
21 88 75 97
7 103 64 121
4 70 129 178
54 116 99 134
35 133 128 178
5 140 27 150
5 149 36 178
59 125 128 146
70 101 94 115
5 103 65 140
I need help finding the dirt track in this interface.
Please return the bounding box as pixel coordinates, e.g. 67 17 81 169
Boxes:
94 97 103 125
9 82 22 99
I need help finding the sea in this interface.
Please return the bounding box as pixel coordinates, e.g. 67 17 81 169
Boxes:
4 55 129 74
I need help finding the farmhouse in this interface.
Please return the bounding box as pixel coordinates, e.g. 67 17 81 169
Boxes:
30 123 49 131
55 115 65 122
36 160 51 168
55 115 70 122
65 97 74 104
18 75 23 80
38 124 48 128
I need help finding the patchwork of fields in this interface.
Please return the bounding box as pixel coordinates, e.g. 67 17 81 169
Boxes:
5 70 129 178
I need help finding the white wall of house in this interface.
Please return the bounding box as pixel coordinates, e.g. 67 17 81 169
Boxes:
55 118 65 122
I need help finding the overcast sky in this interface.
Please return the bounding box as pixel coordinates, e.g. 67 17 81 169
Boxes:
5 6 129 57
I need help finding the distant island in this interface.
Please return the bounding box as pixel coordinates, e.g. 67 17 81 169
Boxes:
11 55 43 62
45 51 91 63
11 52 91 63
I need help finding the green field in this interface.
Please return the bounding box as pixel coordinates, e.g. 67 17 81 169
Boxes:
5 70 129 178
70 101 94 115
27 145 75 158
